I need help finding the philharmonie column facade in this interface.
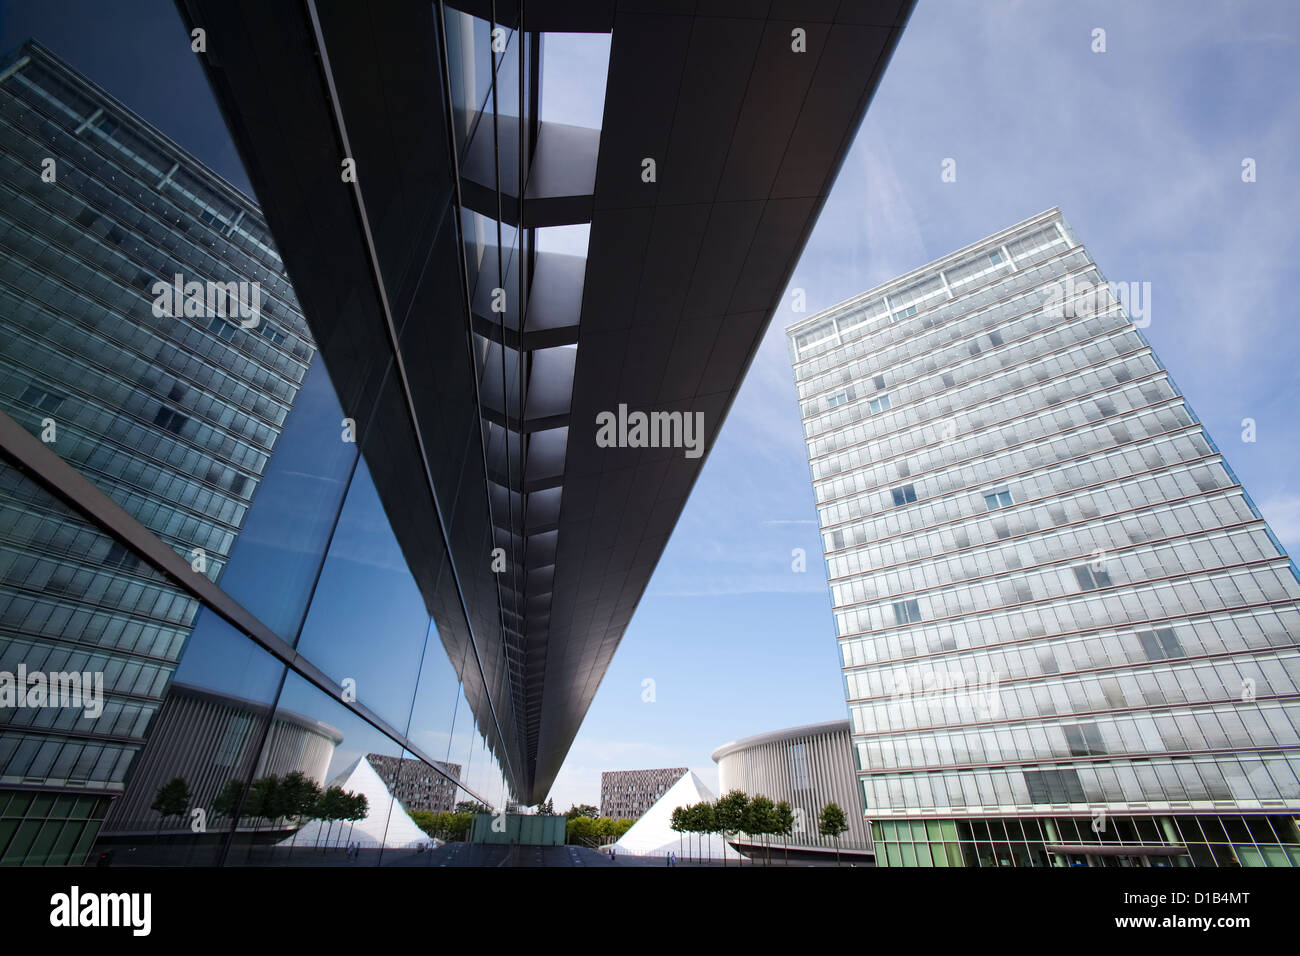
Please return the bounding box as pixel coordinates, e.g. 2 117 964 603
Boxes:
787 209 1300 867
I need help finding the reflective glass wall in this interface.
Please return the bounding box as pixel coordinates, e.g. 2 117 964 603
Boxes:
0 41 508 866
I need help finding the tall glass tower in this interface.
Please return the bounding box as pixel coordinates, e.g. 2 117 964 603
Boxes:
787 209 1300 867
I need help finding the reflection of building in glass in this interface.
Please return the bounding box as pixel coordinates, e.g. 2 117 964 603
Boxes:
600 767 688 820
98 683 341 840
280 756 430 850
0 42 313 863
787 209 1300 867
712 721 872 859
367 753 461 815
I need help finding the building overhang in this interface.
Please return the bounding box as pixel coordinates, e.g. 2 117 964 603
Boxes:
176 0 913 803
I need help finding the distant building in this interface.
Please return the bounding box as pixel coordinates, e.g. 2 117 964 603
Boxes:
713 720 873 861
367 753 461 815
601 768 688 820
98 683 342 841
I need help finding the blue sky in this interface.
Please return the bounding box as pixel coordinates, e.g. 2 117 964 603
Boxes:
4 1 1297 811
547 0 1300 807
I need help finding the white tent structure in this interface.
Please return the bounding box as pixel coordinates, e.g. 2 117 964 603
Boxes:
276 755 431 850
610 770 744 861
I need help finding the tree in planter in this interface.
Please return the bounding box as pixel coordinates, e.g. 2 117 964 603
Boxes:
210 778 244 825
151 777 190 859
343 791 368 850
714 790 749 867
245 776 286 860
152 777 191 825
279 771 321 859
314 786 349 851
694 800 717 865
774 801 795 866
681 806 702 863
818 802 849 867
744 795 778 866
669 806 686 862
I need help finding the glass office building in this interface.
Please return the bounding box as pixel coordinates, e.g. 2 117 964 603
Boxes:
0 42 507 865
787 209 1300 867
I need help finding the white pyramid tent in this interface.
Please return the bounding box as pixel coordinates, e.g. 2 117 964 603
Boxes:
611 770 744 860
277 755 431 850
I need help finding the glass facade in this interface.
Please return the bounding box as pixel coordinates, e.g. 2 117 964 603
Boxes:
0 42 508 865
788 209 1300 866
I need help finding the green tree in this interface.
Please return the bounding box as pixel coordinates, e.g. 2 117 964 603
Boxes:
455 800 491 815
445 812 472 841
683 803 701 862
410 809 436 837
715 790 749 867
669 805 686 861
210 778 244 822
151 777 190 829
316 786 350 851
819 802 849 866
744 795 778 866
342 791 368 848
279 771 321 857
565 803 599 821
536 798 555 816
774 801 795 866
566 815 599 847
242 776 284 860
693 801 717 864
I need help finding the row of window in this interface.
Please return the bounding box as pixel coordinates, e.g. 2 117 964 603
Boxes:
862 751 1300 812
856 696 1300 772
791 227 1071 379
818 401 1199 537
0 731 136 789
0 184 305 417
853 655 1299 736
840 570 1295 678
795 242 1078 404
837 519 1276 633
835 482 1245 605
2 75 291 305
809 322 1145 482
799 250 1091 425
0 230 300 435
846 622 1215 702
826 446 1226 576
814 354 1169 509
